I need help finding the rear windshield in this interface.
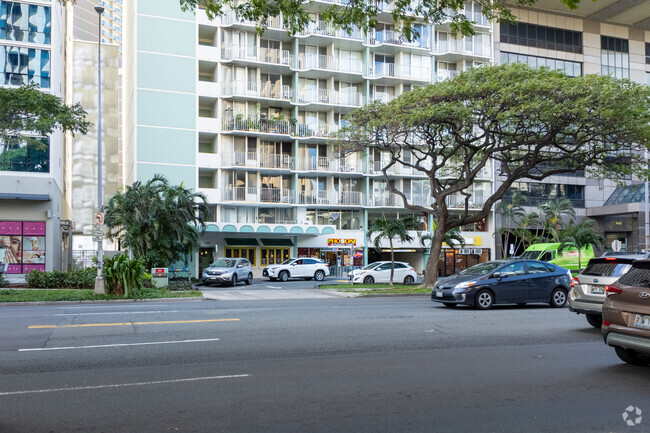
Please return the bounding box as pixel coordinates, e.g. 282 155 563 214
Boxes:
518 251 540 260
581 262 632 278
617 267 650 288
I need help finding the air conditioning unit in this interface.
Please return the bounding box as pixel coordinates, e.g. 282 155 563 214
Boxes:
459 248 472 255
471 248 483 255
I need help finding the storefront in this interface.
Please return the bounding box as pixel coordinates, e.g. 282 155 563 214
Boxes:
438 247 491 277
0 221 47 274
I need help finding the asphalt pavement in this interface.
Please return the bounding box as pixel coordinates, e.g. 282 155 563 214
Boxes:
1 297 648 433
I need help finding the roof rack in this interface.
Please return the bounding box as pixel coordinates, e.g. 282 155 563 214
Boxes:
600 251 650 258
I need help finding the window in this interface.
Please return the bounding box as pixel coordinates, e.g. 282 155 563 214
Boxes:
539 251 556 262
0 221 46 274
646 43 650 65
500 262 526 276
505 182 585 208
225 247 256 266
261 248 290 265
0 2 51 44
500 52 582 77
500 22 582 54
0 45 50 87
0 137 49 173
601 36 629 79
527 262 551 274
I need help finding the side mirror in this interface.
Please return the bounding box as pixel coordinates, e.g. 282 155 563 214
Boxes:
492 272 504 279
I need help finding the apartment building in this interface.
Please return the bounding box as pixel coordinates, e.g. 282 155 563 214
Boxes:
0 0 67 274
122 0 497 277
493 0 650 255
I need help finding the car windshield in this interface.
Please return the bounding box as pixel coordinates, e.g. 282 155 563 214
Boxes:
459 262 505 276
211 259 235 268
362 263 382 270
518 251 541 260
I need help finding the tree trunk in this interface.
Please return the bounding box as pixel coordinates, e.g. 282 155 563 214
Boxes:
389 239 394 286
423 212 448 288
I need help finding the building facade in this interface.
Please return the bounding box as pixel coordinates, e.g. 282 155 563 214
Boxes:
0 0 67 274
122 0 497 277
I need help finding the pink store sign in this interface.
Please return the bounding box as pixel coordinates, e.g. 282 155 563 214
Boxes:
0 221 46 274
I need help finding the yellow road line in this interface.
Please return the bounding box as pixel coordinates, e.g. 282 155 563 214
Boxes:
29 318 240 329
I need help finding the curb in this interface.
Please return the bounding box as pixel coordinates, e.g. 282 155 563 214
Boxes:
0 297 205 307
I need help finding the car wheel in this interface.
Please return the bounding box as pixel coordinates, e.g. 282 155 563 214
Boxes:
586 314 602 328
475 290 494 310
231 274 238 287
550 288 567 308
314 270 325 281
403 275 414 284
245 273 253 285
442 302 456 308
279 271 289 282
363 276 375 284
614 346 650 366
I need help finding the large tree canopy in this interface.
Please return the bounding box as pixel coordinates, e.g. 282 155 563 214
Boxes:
179 0 583 39
340 63 650 287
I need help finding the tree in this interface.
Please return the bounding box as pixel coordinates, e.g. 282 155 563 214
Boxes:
0 83 90 169
512 211 540 254
179 0 584 40
559 219 604 271
540 198 576 242
367 215 420 285
497 190 526 257
341 63 650 287
104 174 209 270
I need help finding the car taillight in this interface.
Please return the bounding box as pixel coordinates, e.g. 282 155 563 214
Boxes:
324 264 329 267
571 277 580 287
603 320 611 326
605 285 623 297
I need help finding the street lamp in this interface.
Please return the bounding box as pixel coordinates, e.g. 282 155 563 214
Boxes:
93 4 105 294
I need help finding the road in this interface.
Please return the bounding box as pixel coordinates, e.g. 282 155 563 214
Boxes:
0 297 649 433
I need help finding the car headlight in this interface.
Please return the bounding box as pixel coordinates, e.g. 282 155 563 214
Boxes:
222 272 232 278
453 281 476 293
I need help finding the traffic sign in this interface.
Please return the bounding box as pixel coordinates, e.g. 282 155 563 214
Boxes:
94 212 104 225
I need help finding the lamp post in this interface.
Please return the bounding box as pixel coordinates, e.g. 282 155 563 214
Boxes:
93 4 105 294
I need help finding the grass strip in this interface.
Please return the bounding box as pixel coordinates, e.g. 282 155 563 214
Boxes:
0 289 203 303
320 284 431 295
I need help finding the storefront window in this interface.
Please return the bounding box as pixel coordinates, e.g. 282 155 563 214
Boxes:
225 247 256 266
0 221 46 273
261 247 290 265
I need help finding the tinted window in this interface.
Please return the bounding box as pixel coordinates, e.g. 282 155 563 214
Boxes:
527 262 551 274
500 262 526 276
582 262 632 277
394 263 407 269
378 264 392 270
294 260 303 265
303 259 317 264
539 251 556 262
617 267 650 288
518 251 540 260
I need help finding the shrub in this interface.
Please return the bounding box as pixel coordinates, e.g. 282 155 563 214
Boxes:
167 280 193 291
103 254 145 298
0 273 8 288
26 267 97 289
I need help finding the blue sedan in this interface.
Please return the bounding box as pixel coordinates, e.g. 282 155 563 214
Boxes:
431 260 573 310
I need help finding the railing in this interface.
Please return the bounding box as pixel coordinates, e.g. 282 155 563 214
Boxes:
435 38 491 57
367 29 431 49
223 186 257 201
298 20 362 40
368 93 395 104
294 54 363 73
370 192 433 207
221 45 291 66
222 116 292 134
295 89 363 106
436 69 460 82
367 63 431 80
446 195 486 208
220 11 285 30
297 190 363 205
293 123 341 138
260 188 293 203
260 153 294 169
220 81 292 101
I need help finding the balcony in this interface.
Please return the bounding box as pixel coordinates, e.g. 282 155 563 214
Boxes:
370 192 433 207
366 29 431 49
435 69 460 82
219 11 286 31
260 187 294 203
221 152 295 170
295 89 362 106
296 155 359 172
367 63 431 81
223 186 258 202
221 116 293 135
220 80 292 102
293 123 341 139
446 195 486 209
293 54 363 74
221 45 291 66
259 153 295 170
434 38 492 62
297 190 364 205
298 20 362 40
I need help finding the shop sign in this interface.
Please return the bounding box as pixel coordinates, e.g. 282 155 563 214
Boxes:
151 267 169 288
328 238 356 247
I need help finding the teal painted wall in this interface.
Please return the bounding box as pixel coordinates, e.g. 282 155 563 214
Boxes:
137 52 196 93
137 163 196 189
137 16 195 57
137 0 195 19
137 127 196 165
137 90 195 129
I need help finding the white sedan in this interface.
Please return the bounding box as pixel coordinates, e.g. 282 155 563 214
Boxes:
347 261 417 284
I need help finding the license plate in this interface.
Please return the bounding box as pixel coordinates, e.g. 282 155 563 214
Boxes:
591 286 605 295
634 314 650 329
435 291 443 298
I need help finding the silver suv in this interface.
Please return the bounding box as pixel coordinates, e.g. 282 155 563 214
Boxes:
201 258 253 286
569 252 650 328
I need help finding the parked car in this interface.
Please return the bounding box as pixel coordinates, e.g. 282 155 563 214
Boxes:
347 261 417 284
602 259 650 366
201 258 253 286
569 253 650 328
431 260 572 310
262 257 330 282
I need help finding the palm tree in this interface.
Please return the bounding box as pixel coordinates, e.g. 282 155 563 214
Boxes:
420 226 466 250
105 174 208 270
540 198 576 242
497 191 526 257
558 219 604 271
367 215 420 285
513 211 540 254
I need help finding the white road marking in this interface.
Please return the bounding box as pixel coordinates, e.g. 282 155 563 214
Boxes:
55 310 180 316
0 374 250 396
19 338 220 352
266 286 282 289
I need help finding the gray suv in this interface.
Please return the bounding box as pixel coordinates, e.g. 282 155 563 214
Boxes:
569 252 650 328
201 258 253 286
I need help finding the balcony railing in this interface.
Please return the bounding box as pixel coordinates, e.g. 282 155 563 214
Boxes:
220 11 285 30
293 123 341 139
434 38 491 57
297 190 364 205
368 93 395 104
298 20 362 40
436 69 460 82
223 186 257 201
367 29 431 49
370 192 433 207
293 54 363 73
222 116 293 135
367 63 431 80
260 188 293 203
259 153 295 169
295 89 363 106
446 195 486 208
220 81 292 101
221 45 291 66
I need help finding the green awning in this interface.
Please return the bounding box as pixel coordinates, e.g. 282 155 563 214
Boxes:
225 238 259 246
260 239 294 246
